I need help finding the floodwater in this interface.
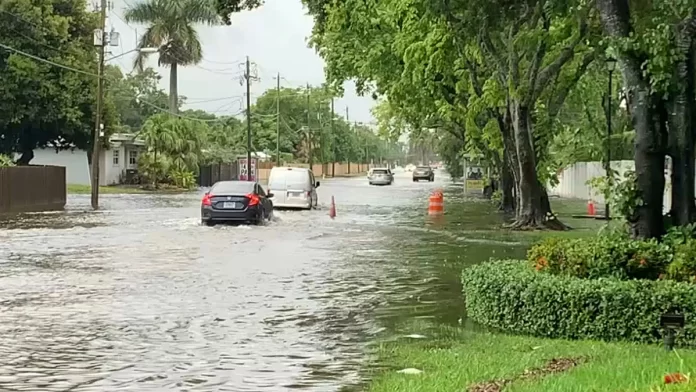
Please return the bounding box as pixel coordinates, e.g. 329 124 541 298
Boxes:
0 170 526 391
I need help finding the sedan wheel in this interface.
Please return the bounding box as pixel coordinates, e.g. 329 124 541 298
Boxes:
255 210 266 226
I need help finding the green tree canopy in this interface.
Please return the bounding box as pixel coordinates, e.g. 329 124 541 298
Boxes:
0 0 110 163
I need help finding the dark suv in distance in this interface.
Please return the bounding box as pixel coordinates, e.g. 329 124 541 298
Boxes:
412 166 434 182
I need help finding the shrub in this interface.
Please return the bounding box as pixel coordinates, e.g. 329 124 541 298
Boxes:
668 240 696 282
527 233 675 281
0 154 15 167
462 260 696 345
169 168 196 189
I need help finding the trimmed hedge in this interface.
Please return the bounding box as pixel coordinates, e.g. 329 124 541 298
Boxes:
462 259 696 345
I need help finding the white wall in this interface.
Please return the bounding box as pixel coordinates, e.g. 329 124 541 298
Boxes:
29 148 91 185
549 160 672 213
18 147 135 186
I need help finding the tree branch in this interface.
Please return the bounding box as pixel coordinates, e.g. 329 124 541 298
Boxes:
525 5 551 106
533 16 589 98
548 50 597 117
676 10 696 53
479 29 507 78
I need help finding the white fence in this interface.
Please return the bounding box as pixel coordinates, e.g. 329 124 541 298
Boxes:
548 160 672 213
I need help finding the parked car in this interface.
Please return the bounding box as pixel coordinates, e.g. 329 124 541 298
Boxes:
412 166 434 182
201 181 274 226
267 167 320 210
368 168 394 185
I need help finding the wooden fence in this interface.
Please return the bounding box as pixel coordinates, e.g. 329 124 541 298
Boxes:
199 161 370 186
0 165 67 213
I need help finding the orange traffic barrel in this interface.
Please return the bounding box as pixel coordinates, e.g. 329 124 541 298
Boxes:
428 190 444 215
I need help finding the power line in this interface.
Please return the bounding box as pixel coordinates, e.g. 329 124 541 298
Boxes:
184 96 244 104
0 42 98 77
0 40 243 122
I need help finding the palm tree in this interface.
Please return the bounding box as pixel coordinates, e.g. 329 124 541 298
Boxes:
139 114 177 187
124 0 219 114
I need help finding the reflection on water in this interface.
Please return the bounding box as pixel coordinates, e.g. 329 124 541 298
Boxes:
0 172 526 391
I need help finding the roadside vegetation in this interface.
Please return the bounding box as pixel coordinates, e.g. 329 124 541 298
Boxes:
1 0 403 193
369 321 696 392
0 154 14 167
300 0 696 389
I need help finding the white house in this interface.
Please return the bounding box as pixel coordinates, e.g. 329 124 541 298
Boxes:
22 133 146 186
100 133 146 185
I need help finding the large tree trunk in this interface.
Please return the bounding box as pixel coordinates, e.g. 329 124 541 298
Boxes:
169 62 178 114
668 42 696 225
500 154 515 213
596 0 666 238
509 101 566 229
497 108 519 215
14 148 33 165
631 92 666 238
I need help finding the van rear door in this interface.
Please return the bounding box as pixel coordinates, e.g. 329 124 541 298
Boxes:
268 168 311 205
268 169 287 205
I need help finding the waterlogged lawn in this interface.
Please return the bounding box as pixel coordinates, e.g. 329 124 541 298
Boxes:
67 184 191 194
369 323 696 392
366 195 694 391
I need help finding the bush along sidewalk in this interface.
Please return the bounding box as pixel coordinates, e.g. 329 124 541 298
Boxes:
462 259 696 346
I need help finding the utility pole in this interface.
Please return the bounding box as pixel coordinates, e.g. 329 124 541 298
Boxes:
331 98 335 177
90 0 107 210
306 83 313 168
275 72 280 166
345 106 350 174
245 56 252 181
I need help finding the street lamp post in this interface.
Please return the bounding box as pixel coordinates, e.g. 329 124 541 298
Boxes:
605 56 617 220
105 47 159 62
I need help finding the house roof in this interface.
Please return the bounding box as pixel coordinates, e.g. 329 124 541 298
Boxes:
109 133 145 146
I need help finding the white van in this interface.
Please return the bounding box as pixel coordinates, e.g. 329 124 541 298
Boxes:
267 167 320 209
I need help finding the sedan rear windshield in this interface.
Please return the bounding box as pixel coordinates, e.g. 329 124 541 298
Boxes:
416 167 431 170
212 181 254 194
372 169 388 174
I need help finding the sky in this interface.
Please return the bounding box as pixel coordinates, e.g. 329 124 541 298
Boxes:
107 0 376 124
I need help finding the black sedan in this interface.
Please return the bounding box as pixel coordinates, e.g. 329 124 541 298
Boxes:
201 181 274 226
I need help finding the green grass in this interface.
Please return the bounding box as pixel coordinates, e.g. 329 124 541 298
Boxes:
367 199 693 391
368 321 696 392
67 184 191 194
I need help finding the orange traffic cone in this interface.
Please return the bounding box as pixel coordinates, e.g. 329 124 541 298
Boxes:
428 190 444 216
329 196 336 219
587 199 595 216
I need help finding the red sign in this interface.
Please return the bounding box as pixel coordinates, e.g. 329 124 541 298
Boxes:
238 157 258 181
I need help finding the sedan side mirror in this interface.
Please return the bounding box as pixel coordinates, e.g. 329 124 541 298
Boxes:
267 192 274 198
315 181 321 188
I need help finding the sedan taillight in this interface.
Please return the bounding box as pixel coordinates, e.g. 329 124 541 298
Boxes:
246 193 260 206
202 194 212 206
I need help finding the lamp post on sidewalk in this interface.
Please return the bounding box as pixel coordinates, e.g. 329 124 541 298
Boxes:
605 56 617 220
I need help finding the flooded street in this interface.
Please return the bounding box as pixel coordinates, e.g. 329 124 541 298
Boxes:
0 170 525 391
